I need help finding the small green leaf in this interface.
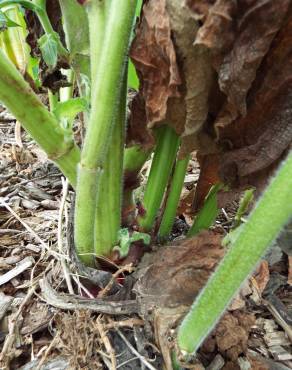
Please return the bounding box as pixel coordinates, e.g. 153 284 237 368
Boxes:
0 9 20 30
53 98 88 122
115 228 150 258
38 33 59 68
131 231 151 245
187 183 223 237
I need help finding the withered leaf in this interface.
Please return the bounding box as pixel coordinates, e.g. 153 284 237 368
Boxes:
194 2 292 204
130 0 181 125
134 230 224 308
219 9 292 182
166 0 216 156
214 0 290 129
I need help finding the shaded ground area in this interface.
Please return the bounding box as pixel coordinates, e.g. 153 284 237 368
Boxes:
0 108 292 369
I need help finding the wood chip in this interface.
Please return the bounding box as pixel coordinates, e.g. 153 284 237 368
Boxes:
269 345 292 361
25 244 41 253
41 199 60 210
0 256 34 286
0 293 13 321
264 332 291 347
206 354 225 370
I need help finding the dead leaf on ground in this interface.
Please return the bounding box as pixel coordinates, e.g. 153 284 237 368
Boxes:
254 260 270 295
134 230 224 308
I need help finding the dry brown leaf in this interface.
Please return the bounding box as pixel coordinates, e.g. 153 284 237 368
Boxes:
194 4 292 203
218 9 292 183
253 260 270 294
186 0 216 20
134 230 224 308
131 0 217 156
130 0 181 125
214 0 290 130
166 0 215 155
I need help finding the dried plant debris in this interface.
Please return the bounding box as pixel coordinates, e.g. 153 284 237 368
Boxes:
130 0 181 126
131 0 292 207
134 230 224 309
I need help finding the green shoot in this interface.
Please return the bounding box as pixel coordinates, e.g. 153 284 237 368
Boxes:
138 125 180 232
233 188 255 228
187 184 222 237
115 228 150 258
159 155 190 240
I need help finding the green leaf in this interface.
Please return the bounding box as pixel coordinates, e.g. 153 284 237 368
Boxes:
0 9 20 30
136 0 142 16
127 60 139 90
115 228 150 258
53 98 88 122
38 33 58 68
187 183 223 237
0 0 41 12
131 231 151 245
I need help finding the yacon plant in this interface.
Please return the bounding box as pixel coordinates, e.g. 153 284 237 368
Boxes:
0 0 291 365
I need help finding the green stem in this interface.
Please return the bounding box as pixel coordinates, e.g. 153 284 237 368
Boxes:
0 50 79 187
48 89 58 111
86 1 106 85
138 125 180 232
94 74 127 257
159 155 190 239
177 151 292 355
74 0 137 264
124 145 151 173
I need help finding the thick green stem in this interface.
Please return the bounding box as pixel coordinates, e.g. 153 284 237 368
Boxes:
74 0 137 264
138 125 180 232
178 151 292 355
94 73 127 257
0 50 79 187
158 155 190 239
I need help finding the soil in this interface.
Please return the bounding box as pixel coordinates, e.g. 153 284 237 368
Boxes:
0 108 292 369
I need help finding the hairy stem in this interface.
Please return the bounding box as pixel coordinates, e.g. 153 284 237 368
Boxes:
74 0 137 264
94 73 127 257
178 151 292 354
